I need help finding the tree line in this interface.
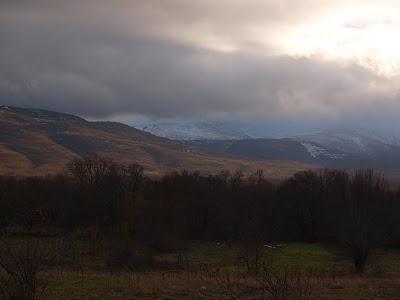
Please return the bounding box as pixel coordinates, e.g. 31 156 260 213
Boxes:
0 155 399 273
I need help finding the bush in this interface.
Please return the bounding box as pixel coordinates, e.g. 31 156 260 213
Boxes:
0 239 50 300
258 264 314 300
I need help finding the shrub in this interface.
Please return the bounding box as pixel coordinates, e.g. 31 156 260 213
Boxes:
0 239 50 300
258 264 313 300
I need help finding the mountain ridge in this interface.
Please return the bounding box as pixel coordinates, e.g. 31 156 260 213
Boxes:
0 106 313 178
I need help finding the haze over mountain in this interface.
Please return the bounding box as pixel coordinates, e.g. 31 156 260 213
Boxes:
189 135 400 178
125 116 400 181
132 117 400 142
136 119 400 176
133 119 253 140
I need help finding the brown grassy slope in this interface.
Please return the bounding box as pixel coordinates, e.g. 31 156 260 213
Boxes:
0 107 316 178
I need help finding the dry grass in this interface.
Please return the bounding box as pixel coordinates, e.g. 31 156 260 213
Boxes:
0 239 391 300
41 270 400 300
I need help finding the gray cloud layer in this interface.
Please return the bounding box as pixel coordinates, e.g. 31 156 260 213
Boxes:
0 0 399 124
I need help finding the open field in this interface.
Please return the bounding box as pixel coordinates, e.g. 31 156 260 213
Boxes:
2 237 400 300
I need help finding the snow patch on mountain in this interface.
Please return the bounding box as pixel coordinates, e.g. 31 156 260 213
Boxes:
300 143 346 159
134 120 252 140
301 143 326 158
129 117 400 163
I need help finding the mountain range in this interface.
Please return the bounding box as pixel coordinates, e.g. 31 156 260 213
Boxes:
3 105 400 179
0 106 312 178
183 128 400 179
135 118 400 177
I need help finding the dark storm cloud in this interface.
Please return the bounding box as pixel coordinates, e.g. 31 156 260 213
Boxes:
0 0 399 121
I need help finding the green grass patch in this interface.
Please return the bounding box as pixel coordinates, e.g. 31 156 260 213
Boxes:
268 243 336 271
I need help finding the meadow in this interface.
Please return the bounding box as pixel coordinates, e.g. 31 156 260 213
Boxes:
2 236 400 300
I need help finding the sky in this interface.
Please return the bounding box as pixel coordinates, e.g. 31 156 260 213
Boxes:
1 0 400 130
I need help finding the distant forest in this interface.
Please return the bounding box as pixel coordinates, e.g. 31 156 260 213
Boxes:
0 155 399 274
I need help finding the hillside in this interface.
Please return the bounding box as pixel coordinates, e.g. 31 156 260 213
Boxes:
0 106 314 177
185 139 313 162
185 130 400 180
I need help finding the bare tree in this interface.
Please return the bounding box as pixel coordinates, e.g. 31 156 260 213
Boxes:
0 239 50 300
345 169 387 274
